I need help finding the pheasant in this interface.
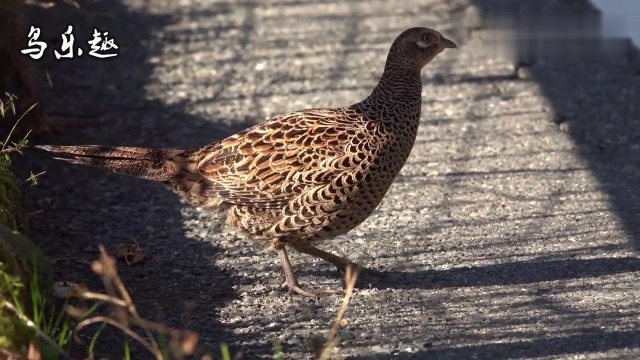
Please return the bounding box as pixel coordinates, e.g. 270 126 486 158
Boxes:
36 27 457 297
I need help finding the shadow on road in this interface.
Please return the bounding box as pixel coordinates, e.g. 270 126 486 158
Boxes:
350 329 640 360
15 1 251 357
307 256 640 289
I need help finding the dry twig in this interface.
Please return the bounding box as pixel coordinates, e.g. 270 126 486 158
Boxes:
65 245 203 359
318 266 359 360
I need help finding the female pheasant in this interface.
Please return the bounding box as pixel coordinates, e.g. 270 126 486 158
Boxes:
37 27 457 296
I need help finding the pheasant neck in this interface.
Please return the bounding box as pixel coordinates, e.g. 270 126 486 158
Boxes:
372 65 422 97
356 65 423 123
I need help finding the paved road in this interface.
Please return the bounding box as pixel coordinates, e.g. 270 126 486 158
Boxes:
21 0 640 358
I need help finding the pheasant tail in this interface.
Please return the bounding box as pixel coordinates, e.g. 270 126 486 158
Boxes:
35 145 192 181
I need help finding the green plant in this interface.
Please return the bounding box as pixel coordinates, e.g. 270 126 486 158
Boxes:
0 93 37 161
1 255 72 359
219 343 231 360
272 338 284 360
0 91 57 358
0 93 43 188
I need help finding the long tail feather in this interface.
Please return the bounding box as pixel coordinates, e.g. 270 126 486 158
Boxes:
35 144 191 181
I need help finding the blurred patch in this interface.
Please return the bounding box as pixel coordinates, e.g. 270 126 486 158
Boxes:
469 0 634 64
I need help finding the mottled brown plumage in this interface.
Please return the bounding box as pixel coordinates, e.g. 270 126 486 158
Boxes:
36 27 457 296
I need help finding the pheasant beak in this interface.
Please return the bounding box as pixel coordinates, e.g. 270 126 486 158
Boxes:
441 37 458 49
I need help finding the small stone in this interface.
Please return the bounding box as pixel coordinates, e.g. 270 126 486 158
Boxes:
369 344 391 354
266 322 280 328
516 65 533 80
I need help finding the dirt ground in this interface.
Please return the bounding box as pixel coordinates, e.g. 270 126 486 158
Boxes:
14 0 640 358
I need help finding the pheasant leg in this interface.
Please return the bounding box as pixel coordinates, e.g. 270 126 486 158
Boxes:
277 246 342 297
291 242 356 272
291 243 386 279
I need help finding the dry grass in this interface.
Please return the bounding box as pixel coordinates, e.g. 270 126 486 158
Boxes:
52 245 361 360
64 245 206 360
320 266 359 360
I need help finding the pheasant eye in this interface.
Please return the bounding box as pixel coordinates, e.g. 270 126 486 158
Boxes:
416 38 432 49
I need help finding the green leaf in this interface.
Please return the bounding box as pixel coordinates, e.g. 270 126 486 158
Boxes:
88 321 107 356
220 343 231 360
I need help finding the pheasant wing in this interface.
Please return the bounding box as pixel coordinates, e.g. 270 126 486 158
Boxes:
197 109 367 208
